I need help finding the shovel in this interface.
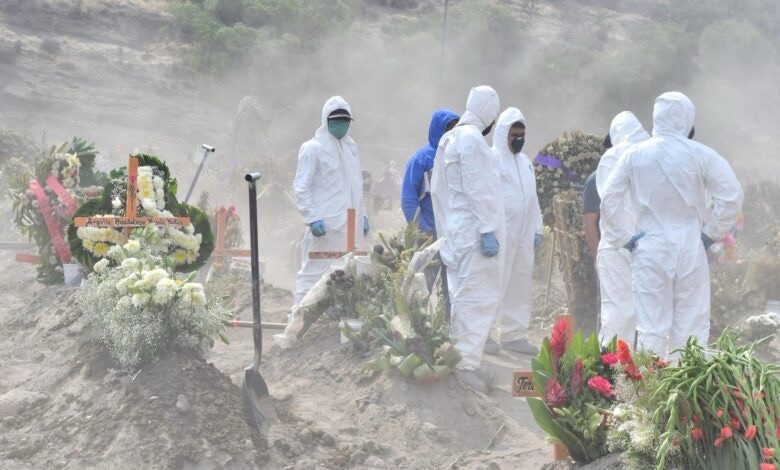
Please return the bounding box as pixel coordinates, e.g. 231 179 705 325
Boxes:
241 171 272 431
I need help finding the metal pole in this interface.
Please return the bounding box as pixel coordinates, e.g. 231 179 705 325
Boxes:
245 172 263 365
438 0 449 83
184 144 215 203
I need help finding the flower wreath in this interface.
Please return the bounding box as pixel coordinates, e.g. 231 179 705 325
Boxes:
66 154 214 272
534 131 603 227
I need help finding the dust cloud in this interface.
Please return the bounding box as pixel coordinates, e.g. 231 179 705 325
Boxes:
1 0 778 287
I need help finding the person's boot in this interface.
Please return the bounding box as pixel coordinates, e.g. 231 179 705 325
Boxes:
502 338 539 355
455 367 495 394
483 337 501 355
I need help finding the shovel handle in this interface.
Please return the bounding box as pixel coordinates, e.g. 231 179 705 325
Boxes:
246 172 263 367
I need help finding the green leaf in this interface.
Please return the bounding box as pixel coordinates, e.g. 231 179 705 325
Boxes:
363 354 391 372
396 353 421 377
527 397 561 441
218 330 230 344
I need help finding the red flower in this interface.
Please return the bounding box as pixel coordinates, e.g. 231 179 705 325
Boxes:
616 339 632 365
570 358 584 397
720 426 733 438
550 319 568 360
730 417 741 430
545 379 569 408
692 414 699 423
759 464 775 470
714 437 725 447
624 363 642 380
587 376 613 398
764 447 775 459
691 427 703 441
716 409 725 418
601 353 619 366
745 425 757 441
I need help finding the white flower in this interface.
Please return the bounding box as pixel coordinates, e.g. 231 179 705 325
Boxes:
123 239 141 256
142 268 168 288
116 276 130 294
107 245 125 262
121 257 140 272
181 282 206 306
131 292 150 308
152 278 177 304
94 258 110 274
112 197 122 209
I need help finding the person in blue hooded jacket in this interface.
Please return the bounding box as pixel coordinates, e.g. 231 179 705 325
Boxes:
400 109 460 233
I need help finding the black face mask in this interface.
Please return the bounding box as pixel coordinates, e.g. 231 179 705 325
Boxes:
510 136 525 154
482 122 494 136
603 133 612 149
688 126 695 139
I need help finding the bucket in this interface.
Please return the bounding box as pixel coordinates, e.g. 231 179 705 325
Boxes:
339 318 363 344
63 263 82 287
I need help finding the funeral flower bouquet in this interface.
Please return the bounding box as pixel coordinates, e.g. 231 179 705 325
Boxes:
79 229 230 371
8 137 106 284
527 319 622 464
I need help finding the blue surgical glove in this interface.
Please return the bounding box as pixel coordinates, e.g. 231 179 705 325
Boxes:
534 233 542 249
623 231 645 252
363 215 369 236
701 233 715 251
310 220 326 237
481 232 499 257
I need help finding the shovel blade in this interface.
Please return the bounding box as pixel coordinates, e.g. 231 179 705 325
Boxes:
242 367 273 430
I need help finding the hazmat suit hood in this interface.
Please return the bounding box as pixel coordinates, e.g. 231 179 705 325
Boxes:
428 109 460 149
652 92 695 139
492 107 526 156
459 86 500 131
316 95 354 140
609 111 649 147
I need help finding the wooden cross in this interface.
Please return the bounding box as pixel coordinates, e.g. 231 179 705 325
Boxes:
511 313 574 462
308 208 367 259
73 156 190 233
213 206 250 265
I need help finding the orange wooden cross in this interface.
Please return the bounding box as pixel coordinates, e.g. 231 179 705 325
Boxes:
213 206 250 265
512 313 574 461
73 156 190 233
308 208 367 259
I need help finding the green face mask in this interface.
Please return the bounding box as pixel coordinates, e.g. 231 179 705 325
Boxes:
328 119 350 139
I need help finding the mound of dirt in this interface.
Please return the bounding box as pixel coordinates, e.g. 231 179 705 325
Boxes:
0 257 266 469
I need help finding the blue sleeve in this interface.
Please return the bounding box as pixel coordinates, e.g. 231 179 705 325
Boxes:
401 156 423 223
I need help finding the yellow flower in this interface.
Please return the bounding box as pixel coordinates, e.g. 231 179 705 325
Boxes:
173 249 187 265
83 240 95 252
94 242 108 257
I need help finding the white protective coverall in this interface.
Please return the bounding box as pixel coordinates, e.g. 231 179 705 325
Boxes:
595 111 649 344
431 85 504 370
491 107 542 343
292 96 366 306
600 92 742 356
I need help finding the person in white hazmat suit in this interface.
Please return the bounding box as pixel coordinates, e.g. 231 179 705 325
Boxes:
292 96 368 309
431 85 504 391
483 107 543 355
600 92 742 356
594 111 649 345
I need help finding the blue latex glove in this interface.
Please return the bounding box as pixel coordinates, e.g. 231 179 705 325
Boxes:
310 220 326 237
623 231 645 252
534 233 542 249
363 216 369 236
701 233 715 250
481 232 499 257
